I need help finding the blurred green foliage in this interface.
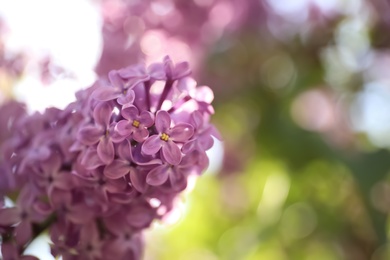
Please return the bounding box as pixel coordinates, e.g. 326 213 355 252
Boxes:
145 1 390 259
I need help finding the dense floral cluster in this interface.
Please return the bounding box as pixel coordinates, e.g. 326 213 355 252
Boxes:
0 56 220 259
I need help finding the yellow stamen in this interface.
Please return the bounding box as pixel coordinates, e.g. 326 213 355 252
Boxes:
132 120 140 128
160 133 169 142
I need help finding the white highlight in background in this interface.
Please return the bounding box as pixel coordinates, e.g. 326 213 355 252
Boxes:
0 0 102 112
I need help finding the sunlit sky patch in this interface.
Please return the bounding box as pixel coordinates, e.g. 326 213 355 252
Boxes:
0 0 102 112
352 81 390 147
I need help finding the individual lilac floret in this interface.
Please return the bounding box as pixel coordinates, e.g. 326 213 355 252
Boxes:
116 105 154 142
142 110 194 165
146 154 194 190
78 101 124 164
92 70 136 105
104 140 160 179
162 55 191 81
33 152 75 195
0 186 48 246
117 63 151 85
182 111 222 156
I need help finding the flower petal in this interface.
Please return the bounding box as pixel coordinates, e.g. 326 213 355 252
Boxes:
198 151 210 170
117 90 135 105
52 173 75 190
191 111 204 129
133 128 149 142
78 126 102 145
108 70 125 89
40 153 62 175
33 201 52 219
162 141 182 165
170 123 194 142
173 61 191 79
92 87 121 101
199 134 214 150
195 86 214 103
67 204 95 224
127 204 154 228
17 186 36 207
182 139 196 154
146 165 169 186
118 64 147 78
110 128 127 143
1 243 18 260
116 120 133 137
142 135 163 155
130 168 147 193
210 125 222 140
116 140 132 161
81 148 105 170
104 179 128 193
0 207 21 226
79 222 100 246
97 138 115 164
155 110 171 133
139 110 154 127
104 160 130 179
169 168 187 191
49 188 71 208
15 220 32 245
132 144 162 165
119 67 150 88
121 105 139 120
148 63 166 80
94 102 113 127
163 56 174 78
110 191 136 204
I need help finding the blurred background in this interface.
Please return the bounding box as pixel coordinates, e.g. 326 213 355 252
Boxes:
2 0 390 259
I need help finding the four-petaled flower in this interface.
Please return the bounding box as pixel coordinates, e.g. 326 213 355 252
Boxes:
142 110 194 165
182 111 222 154
116 105 154 142
104 140 161 180
146 154 194 191
92 70 136 105
78 102 125 164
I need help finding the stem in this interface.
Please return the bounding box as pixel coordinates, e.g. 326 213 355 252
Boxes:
167 95 192 114
144 81 151 111
156 79 173 111
96 218 107 240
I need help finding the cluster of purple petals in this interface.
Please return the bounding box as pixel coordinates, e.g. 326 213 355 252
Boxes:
0 56 220 259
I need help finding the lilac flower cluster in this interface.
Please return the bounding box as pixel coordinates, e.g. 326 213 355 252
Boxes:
0 56 220 259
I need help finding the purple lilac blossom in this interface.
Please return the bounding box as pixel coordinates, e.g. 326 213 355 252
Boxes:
116 105 154 142
142 110 194 165
0 56 219 259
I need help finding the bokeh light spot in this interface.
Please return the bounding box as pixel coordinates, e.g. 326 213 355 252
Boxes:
291 89 335 132
280 202 317 240
141 30 165 56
